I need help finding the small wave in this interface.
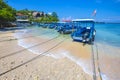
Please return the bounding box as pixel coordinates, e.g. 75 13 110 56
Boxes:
18 40 93 76
100 73 109 80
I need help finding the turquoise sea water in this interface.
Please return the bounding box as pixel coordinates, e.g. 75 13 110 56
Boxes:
15 24 120 80
95 23 120 47
95 23 120 80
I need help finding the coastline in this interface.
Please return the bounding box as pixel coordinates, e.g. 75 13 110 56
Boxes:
0 28 93 80
93 42 120 80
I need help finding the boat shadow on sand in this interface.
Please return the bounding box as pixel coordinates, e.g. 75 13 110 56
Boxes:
72 40 94 46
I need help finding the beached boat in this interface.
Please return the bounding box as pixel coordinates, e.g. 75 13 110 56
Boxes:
48 23 57 29
54 22 65 30
71 19 96 44
57 22 75 34
59 25 73 34
48 25 54 29
42 23 48 28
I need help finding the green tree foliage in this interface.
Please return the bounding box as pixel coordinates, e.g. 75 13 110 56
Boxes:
17 9 32 16
0 8 15 21
51 12 59 22
16 9 59 23
52 12 58 18
17 9 33 20
0 0 16 27
35 12 59 23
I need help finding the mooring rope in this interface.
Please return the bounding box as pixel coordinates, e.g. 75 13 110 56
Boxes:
91 44 97 80
91 42 103 80
95 43 102 80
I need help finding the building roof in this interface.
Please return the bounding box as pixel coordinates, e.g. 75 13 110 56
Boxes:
16 13 24 16
32 12 38 16
32 12 42 16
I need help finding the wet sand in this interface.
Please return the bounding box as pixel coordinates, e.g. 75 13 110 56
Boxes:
95 43 120 80
0 28 94 80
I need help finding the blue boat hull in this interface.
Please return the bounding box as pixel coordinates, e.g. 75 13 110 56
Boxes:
71 27 96 44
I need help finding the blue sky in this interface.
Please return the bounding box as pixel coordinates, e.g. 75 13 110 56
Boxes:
8 0 120 22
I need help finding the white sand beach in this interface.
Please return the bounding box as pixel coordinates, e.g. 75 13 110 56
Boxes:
0 28 99 80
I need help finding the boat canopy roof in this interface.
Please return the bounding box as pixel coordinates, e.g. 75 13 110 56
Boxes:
72 19 95 22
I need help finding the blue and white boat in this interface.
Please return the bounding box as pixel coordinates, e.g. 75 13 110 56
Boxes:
48 23 57 29
42 23 48 28
57 22 76 34
71 19 96 44
55 22 66 30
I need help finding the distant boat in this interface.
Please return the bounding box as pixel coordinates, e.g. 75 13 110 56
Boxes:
48 23 57 29
57 22 76 34
42 23 48 28
71 19 96 44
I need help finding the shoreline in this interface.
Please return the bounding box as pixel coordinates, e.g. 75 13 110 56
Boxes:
0 28 93 80
16 28 93 75
94 42 120 80
1 27 119 80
